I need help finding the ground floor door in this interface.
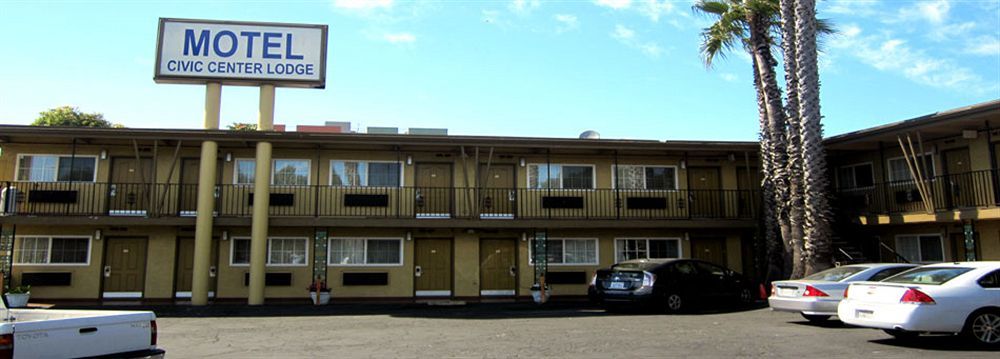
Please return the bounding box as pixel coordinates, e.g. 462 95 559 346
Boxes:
691 236 727 267
103 237 148 298
479 239 516 296
175 237 218 298
415 239 452 296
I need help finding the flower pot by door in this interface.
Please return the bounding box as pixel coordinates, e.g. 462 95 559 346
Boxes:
5 292 30 308
310 292 330 305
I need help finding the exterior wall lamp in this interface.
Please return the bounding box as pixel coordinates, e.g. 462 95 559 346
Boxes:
100 149 108 160
406 155 413 166
406 231 412 241
519 157 526 167
222 230 229 241
94 229 102 241
225 152 233 162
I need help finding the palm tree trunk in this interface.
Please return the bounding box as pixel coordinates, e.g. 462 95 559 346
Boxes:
780 0 807 279
794 0 833 275
753 56 785 282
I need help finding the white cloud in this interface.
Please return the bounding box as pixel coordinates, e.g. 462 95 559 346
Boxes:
612 24 635 40
719 73 738 82
383 32 416 43
595 0 632 10
509 0 541 15
824 0 880 17
911 0 950 24
611 24 663 58
965 36 1000 56
830 24 996 95
333 0 393 10
637 0 675 22
554 14 579 33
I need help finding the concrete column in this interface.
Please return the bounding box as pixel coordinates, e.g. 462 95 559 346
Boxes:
248 84 275 305
192 82 221 306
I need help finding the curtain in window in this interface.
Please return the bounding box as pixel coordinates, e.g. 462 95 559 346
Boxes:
368 163 400 187
563 240 595 264
616 166 645 189
895 236 921 262
17 156 58 182
330 238 365 264
236 160 256 185
15 237 49 264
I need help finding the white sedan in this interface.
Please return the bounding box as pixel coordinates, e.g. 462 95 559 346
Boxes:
768 263 918 322
838 261 1000 346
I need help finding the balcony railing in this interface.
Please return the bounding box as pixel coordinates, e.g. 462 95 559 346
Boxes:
836 169 1000 215
0 181 759 220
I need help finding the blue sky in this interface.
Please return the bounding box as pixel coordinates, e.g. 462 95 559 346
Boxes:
0 0 998 141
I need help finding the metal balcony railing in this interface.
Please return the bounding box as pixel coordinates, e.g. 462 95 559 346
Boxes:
0 181 760 220
835 169 1000 215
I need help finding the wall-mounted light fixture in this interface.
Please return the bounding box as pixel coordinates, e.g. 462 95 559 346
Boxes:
94 229 102 241
99 149 108 160
406 155 413 166
728 153 736 162
684 232 690 241
521 232 528 242
225 152 233 162
222 230 229 241
680 160 687 169
519 157 526 167
406 231 413 241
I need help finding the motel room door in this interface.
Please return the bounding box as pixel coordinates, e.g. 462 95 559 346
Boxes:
942 148 973 208
109 157 154 215
178 158 222 216
688 167 723 218
691 236 728 267
479 239 517 296
103 237 148 298
175 237 218 298
479 165 515 218
414 239 453 297
415 164 453 217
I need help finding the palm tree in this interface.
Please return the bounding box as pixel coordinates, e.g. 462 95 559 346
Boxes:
779 0 806 278
792 0 833 275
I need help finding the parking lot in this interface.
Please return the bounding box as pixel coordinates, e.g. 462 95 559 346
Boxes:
149 302 997 357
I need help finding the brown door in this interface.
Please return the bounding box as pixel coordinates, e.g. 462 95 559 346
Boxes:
415 164 452 216
179 159 201 214
736 166 760 218
103 238 148 294
175 237 218 296
479 239 516 295
415 239 452 295
691 236 727 267
942 148 973 207
479 165 515 217
109 157 154 214
688 167 722 218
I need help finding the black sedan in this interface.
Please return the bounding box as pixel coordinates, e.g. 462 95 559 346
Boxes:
588 258 755 312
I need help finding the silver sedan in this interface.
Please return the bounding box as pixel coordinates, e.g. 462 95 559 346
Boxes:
768 263 919 322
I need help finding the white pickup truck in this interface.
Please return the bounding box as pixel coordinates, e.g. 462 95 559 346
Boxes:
0 297 165 358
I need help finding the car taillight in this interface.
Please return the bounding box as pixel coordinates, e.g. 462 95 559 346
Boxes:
900 288 935 305
150 320 158 346
641 271 656 287
589 273 598 287
802 285 829 297
843 286 850 299
0 333 13 359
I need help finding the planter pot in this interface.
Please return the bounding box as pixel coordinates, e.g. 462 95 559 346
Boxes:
310 291 331 305
5 292 30 308
529 285 550 304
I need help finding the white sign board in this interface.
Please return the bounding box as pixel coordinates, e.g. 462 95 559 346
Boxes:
155 18 327 88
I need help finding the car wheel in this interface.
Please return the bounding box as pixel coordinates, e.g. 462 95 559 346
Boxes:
801 314 830 323
882 329 918 341
964 309 1000 346
664 293 684 313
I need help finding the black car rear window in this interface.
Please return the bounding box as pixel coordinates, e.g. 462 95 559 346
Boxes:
613 262 660 271
883 267 973 285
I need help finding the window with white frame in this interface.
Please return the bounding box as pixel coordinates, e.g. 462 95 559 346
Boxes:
230 237 309 266
329 161 402 187
615 238 681 263
836 163 875 190
529 238 598 265
615 165 677 190
16 155 97 182
895 234 943 262
14 236 90 264
328 238 403 265
235 159 311 185
887 154 935 182
527 164 594 189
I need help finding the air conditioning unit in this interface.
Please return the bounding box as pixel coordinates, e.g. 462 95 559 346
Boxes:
0 186 19 215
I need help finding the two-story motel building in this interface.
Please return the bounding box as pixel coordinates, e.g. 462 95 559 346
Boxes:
1 99 998 305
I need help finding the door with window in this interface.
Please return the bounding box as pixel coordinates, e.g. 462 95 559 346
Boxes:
103 237 148 297
479 165 515 218
414 239 452 296
480 239 516 296
895 234 944 263
175 237 218 297
109 157 154 215
691 236 727 267
415 164 452 217
688 167 722 218
942 148 974 207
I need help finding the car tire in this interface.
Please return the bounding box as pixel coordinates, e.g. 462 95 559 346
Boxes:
882 329 918 341
801 314 830 323
963 309 1000 347
664 293 684 313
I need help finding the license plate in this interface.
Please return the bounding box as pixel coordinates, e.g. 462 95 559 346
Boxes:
778 288 797 297
856 310 874 319
609 281 627 290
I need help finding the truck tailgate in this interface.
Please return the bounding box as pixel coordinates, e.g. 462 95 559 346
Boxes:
11 310 155 358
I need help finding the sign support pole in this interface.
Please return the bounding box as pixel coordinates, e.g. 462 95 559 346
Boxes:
192 82 221 306
248 84 275 306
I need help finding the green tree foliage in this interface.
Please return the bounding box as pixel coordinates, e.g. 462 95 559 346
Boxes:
31 106 121 128
227 122 258 131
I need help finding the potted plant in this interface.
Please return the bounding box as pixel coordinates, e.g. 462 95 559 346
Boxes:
529 283 550 304
307 281 330 305
5 285 31 308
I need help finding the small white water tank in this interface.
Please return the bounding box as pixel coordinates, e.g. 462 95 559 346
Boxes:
579 130 600 139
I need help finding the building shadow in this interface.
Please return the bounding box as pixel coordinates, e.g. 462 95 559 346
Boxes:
869 336 998 352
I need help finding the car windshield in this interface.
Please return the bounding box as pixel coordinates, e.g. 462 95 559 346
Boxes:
613 262 660 271
802 266 868 282
883 267 973 285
